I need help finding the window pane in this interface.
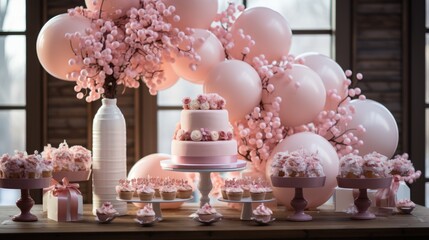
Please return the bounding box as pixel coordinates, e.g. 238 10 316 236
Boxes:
0 110 26 154
157 79 203 106
0 0 26 31
157 110 181 154
290 34 332 57
0 35 26 106
247 0 331 30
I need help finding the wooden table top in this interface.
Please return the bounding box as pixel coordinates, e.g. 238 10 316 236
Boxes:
1 203 429 240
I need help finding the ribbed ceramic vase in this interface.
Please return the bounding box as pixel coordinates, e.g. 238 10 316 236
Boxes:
92 98 127 215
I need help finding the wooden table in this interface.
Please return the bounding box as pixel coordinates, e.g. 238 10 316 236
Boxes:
1 204 429 240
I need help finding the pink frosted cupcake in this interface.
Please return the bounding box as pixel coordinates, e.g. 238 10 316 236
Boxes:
253 203 273 222
69 145 92 171
24 152 42 178
137 184 155 201
96 202 118 222
396 199 416 214
226 185 244 201
250 184 266 200
339 154 363 178
160 184 177 200
137 203 156 222
116 179 134 200
389 154 414 176
197 203 218 221
0 154 11 178
40 158 54 178
305 153 325 177
4 153 24 178
363 152 390 178
177 180 193 199
52 141 73 171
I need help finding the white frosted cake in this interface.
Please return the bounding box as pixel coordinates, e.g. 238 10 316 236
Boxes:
171 94 238 165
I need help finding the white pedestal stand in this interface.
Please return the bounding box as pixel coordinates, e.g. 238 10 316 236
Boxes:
161 160 247 207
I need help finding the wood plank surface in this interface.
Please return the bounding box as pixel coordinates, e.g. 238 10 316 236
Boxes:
0 204 428 240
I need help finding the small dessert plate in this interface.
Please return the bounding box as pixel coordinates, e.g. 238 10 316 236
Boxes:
95 215 117 224
397 206 415 214
251 216 276 225
134 217 159 227
193 213 223 225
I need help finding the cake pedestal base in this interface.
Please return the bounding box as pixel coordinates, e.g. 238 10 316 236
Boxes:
0 178 51 222
218 197 275 220
117 197 193 221
161 160 247 207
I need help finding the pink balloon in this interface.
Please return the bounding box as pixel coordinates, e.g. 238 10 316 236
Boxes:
296 53 348 111
265 132 339 209
346 99 399 158
36 14 91 81
127 153 188 209
171 29 225 84
85 0 140 19
229 7 292 63
204 60 262 122
262 64 326 127
162 0 218 31
154 61 179 91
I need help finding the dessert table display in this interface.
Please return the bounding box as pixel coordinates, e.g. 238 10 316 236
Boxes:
0 178 51 222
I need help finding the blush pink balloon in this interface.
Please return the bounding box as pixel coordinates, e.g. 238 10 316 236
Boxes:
154 61 179 91
204 60 262 122
346 99 399 158
36 13 91 81
265 132 339 209
127 153 189 209
229 7 292 63
162 0 218 31
171 29 225 84
296 52 348 111
85 0 140 19
262 64 326 127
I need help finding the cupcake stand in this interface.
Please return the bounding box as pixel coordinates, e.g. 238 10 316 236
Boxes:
337 176 392 220
117 197 193 221
271 176 326 222
217 197 275 220
0 178 51 222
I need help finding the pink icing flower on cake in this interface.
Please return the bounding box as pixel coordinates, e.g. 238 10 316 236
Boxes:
197 94 208 104
200 102 210 110
182 97 191 110
190 130 203 141
210 131 220 141
189 99 200 110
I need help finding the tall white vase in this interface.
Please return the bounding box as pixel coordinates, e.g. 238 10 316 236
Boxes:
92 98 127 215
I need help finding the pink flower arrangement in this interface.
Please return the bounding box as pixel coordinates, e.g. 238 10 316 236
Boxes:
66 0 200 102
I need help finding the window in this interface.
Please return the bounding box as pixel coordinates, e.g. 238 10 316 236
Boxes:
155 0 335 153
0 0 26 205
425 0 429 206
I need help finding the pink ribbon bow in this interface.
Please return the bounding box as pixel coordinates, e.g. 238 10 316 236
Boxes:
49 177 81 221
375 175 400 207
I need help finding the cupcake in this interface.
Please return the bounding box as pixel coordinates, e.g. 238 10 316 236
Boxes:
137 184 155 201
116 180 134 200
24 152 42 179
40 158 54 178
137 203 156 222
305 153 325 177
3 153 24 178
241 184 251 198
363 152 390 178
389 154 414 176
264 186 273 200
396 199 416 214
51 141 73 172
70 145 92 171
226 185 243 201
0 154 11 178
197 203 217 221
177 180 193 199
250 184 266 200
252 203 273 222
339 154 363 178
160 184 177 200
96 202 118 222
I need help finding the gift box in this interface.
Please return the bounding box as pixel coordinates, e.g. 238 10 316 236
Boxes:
375 179 410 208
334 187 377 212
46 178 83 222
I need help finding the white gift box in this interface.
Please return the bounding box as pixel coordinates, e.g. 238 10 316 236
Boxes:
47 190 83 222
395 181 410 202
334 187 377 212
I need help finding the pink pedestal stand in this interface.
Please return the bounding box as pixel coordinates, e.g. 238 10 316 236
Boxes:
337 177 392 220
0 178 51 222
271 176 326 222
52 170 92 182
